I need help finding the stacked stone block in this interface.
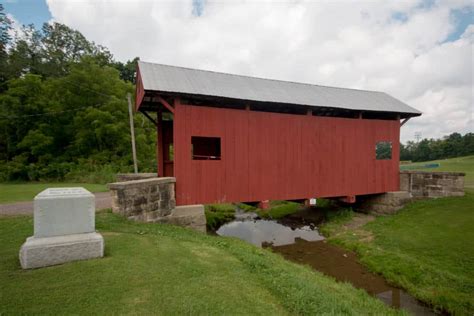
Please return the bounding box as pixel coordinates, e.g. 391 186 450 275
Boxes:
108 177 176 222
116 173 158 182
108 177 206 232
359 191 413 215
400 171 465 198
159 205 207 233
361 171 465 215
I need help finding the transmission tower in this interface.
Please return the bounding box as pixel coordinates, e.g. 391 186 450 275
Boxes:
414 132 422 142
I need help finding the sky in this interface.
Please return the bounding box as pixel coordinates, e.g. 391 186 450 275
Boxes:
4 0 474 143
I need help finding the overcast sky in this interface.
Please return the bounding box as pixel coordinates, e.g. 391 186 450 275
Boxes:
5 0 473 143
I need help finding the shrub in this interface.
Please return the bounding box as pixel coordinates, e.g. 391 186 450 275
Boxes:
205 204 236 231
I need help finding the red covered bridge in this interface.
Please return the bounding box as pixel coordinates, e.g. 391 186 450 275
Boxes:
135 61 421 206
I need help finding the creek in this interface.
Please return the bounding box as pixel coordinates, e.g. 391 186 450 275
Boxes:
216 208 437 315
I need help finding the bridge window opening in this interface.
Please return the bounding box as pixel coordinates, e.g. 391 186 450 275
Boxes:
375 141 392 160
192 136 221 160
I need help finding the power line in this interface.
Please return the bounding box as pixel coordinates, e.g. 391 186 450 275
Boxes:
62 79 122 99
0 103 106 119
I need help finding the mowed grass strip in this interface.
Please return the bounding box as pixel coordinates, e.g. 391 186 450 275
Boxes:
0 211 401 315
0 183 107 204
327 190 474 315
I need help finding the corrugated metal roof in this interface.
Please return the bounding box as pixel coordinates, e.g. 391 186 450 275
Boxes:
138 61 421 116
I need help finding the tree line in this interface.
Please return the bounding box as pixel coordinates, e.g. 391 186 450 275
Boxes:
400 133 474 162
0 5 155 183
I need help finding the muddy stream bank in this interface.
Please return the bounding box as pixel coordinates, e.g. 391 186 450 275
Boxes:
214 207 437 315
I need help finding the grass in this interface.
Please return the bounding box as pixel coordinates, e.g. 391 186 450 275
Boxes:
0 211 401 315
401 155 474 188
204 203 236 231
257 200 301 219
236 202 258 212
323 190 474 315
318 208 354 237
0 182 108 204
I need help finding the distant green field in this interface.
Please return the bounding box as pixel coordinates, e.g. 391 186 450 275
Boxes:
0 183 107 204
401 155 474 188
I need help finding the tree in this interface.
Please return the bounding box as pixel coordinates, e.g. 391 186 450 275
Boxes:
113 57 139 83
0 22 157 182
0 4 12 90
6 24 44 79
400 133 474 162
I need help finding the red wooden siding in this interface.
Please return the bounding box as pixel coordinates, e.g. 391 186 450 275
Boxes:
135 66 145 111
173 102 400 205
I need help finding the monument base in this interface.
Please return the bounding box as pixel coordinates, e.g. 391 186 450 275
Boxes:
20 232 104 269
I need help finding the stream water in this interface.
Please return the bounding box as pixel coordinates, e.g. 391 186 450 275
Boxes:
216 209 437 315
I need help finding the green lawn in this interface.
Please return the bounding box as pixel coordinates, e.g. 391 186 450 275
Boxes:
0 183 108 204
401 155 474 188
0 211 401 315
324 190 474 315
258 200 302 219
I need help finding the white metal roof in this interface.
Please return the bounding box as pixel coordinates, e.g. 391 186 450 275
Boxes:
138 61 421 116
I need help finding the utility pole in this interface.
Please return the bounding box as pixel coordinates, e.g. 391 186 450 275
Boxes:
127 93 138 174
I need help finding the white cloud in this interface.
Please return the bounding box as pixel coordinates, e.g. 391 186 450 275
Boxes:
6 13 22 41
46 0 473 142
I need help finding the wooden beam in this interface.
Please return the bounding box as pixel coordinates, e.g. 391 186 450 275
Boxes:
400 117 411 127
157 109 164 177
339 196 356 204
258 200 270 210
140 110 158 127
156 95 175 114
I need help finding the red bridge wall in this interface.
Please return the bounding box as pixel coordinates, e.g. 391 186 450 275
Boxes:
173 102 400 205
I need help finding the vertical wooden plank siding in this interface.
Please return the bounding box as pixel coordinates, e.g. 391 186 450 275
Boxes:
135 66 145 111
174 103 401 205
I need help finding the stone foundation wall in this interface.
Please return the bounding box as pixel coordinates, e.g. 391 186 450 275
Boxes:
161 205 207 233
116 173 158 182
107 177 206 232
359 191 413 215
108 177 176 222
360 171 465 215
400 171 465 198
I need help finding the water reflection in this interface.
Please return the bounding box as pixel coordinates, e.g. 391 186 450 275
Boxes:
216 220 324 247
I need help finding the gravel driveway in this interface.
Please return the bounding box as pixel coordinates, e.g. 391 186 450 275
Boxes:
0 192 112 216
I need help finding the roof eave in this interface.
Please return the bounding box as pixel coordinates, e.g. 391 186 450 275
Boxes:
141 88 422 118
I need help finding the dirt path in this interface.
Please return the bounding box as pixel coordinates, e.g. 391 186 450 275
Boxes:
322 212 376 243
0 192 112 216
344 213 375 230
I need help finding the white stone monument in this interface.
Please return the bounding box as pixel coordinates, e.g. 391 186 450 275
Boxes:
19 188 104 269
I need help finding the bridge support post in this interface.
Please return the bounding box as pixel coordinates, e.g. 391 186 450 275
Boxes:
258 200 270 209
339 196 356 204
